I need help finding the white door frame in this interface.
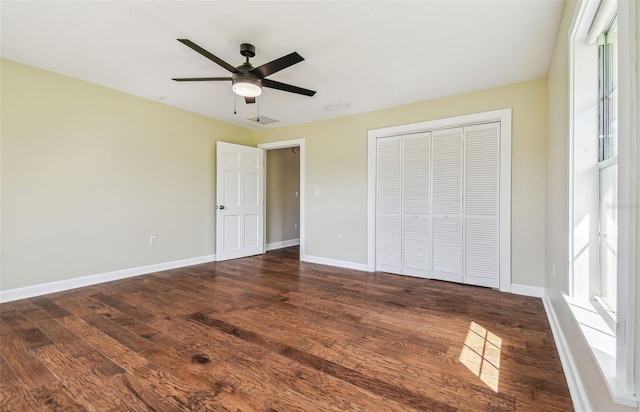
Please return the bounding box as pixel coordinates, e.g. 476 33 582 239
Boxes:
258 138 306 260
367 109 512 292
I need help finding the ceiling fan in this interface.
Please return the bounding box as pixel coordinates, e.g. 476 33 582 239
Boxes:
172 39 316 104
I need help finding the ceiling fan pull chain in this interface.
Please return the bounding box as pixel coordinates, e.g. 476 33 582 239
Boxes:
257 97 260 122
233 93 237 115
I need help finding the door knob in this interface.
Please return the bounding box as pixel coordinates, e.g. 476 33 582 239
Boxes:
218 205 225 210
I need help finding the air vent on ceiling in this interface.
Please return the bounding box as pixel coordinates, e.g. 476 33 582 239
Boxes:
323 103 351 111
247 116 279 125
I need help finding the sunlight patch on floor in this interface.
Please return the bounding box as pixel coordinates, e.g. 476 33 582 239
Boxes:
459 321 502 392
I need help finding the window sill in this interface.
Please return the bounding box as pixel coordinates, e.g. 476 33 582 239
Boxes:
563 294 638 407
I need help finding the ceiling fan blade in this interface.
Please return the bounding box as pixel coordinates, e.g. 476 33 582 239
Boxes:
177 39 239 73
251 52 304 79
244 97 256 104
262 79 316 97
172 77 232 82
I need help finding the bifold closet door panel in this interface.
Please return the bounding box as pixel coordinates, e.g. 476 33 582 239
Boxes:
402 132 431 277
431 127 463 282
376 136 402 274
375 121 501 286
464 122 500 288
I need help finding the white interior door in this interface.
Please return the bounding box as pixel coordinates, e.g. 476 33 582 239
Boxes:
216 142 264 261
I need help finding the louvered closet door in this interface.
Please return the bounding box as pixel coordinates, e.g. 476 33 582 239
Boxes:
464 123 500 288
431 127 463 283
402 132 431 277
376 136 402 274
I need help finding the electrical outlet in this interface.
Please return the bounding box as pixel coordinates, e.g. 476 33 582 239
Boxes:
295 223 298 230
337 235 343 243
149 236 157 246
314 188 320 196
295 191 299 197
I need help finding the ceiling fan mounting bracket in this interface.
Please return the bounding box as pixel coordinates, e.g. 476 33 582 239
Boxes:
239 43 255 58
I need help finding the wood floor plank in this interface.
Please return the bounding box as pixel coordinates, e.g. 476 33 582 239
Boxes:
110 343 221 409
103 373 183 412
0 351 19 385
0 323 58 388
55 295 117 318
33 344 136 411
31 296 72 318
89 293 154 322
115 290 269 359
137 344 273 411
0 381 42 412
0 310 54 350
0 246 573 411
81 313 155 353
0 351 41 411
31 383 91 412
55 315 131 360
33 317 95 358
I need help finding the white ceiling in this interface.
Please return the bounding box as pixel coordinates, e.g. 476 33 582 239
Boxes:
1 1 564 130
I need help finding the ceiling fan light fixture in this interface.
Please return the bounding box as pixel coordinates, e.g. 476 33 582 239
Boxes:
232 78 262 97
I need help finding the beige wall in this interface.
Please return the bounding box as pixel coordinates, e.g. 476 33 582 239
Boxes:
256 79 547 287
1 60 548 292
0 59 254 291
266 147 300 245
546 1 640 410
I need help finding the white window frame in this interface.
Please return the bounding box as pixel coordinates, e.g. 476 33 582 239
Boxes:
568 0 637 405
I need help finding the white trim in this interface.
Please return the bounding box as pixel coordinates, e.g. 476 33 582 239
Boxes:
367 109 511 138
510 284 544 298
614 0 637 396
266 238 300 251
0 254 216 303
367 108 512 292
562 294 639 407
367 133 377 272
258 138 306 260
542 292 590 412
499 113 512 293
303 255 368 272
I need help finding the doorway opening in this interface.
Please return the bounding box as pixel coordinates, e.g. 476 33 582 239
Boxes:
258 139 306 260
266 147 300 250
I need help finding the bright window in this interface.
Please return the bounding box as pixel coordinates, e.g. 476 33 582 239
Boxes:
569 0 636 405
596 17 618 316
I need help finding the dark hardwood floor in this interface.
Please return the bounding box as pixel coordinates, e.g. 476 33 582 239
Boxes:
0 247 573 411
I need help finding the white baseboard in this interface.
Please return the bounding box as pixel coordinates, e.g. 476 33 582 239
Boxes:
302 255 368 272
266 238 300 251
542 291 590 412
510 283 544 298
0 254 216 303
